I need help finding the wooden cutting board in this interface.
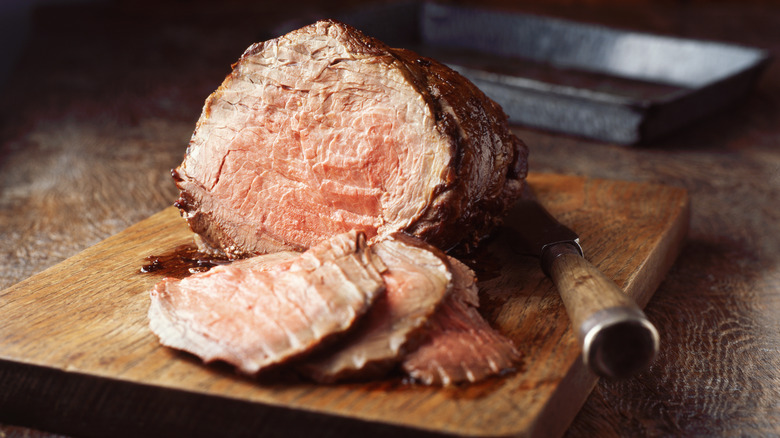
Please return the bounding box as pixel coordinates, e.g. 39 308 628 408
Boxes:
0 173 689 438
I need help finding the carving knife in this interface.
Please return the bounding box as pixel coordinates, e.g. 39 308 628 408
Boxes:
505 187 660 378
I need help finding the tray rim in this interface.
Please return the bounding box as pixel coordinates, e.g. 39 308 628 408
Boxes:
323 0 772 144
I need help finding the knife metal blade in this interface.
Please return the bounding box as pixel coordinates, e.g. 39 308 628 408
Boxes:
504 187 660 378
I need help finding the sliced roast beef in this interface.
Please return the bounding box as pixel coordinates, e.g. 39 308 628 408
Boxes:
173 19 528 258
299 233 452 383
402 257 522 386
148 231 386 374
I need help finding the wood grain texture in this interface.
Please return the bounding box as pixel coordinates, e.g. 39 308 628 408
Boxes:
0 173 689 438
1 1 779 436
548 250 636 327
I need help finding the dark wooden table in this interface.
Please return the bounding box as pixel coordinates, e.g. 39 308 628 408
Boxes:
1 0 778 436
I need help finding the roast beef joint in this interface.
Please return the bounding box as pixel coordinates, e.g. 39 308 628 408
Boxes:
149 19 529 386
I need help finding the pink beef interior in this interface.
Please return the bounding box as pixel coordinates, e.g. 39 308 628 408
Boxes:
401 256 523 385
299 233 452 382
148 231 386 374
178 21 450 255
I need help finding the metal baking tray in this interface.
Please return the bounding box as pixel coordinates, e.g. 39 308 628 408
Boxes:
271 1 771 145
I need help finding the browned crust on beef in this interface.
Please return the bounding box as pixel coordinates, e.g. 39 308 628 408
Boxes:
173 20 528 258
385 48 528 251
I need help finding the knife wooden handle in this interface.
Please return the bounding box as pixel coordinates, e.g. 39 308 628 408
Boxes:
543 243 660 378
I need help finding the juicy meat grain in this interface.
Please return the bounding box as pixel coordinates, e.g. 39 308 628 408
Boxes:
148 231 386 374
401 257 522 385
299 233 452 382
173 19 528 258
